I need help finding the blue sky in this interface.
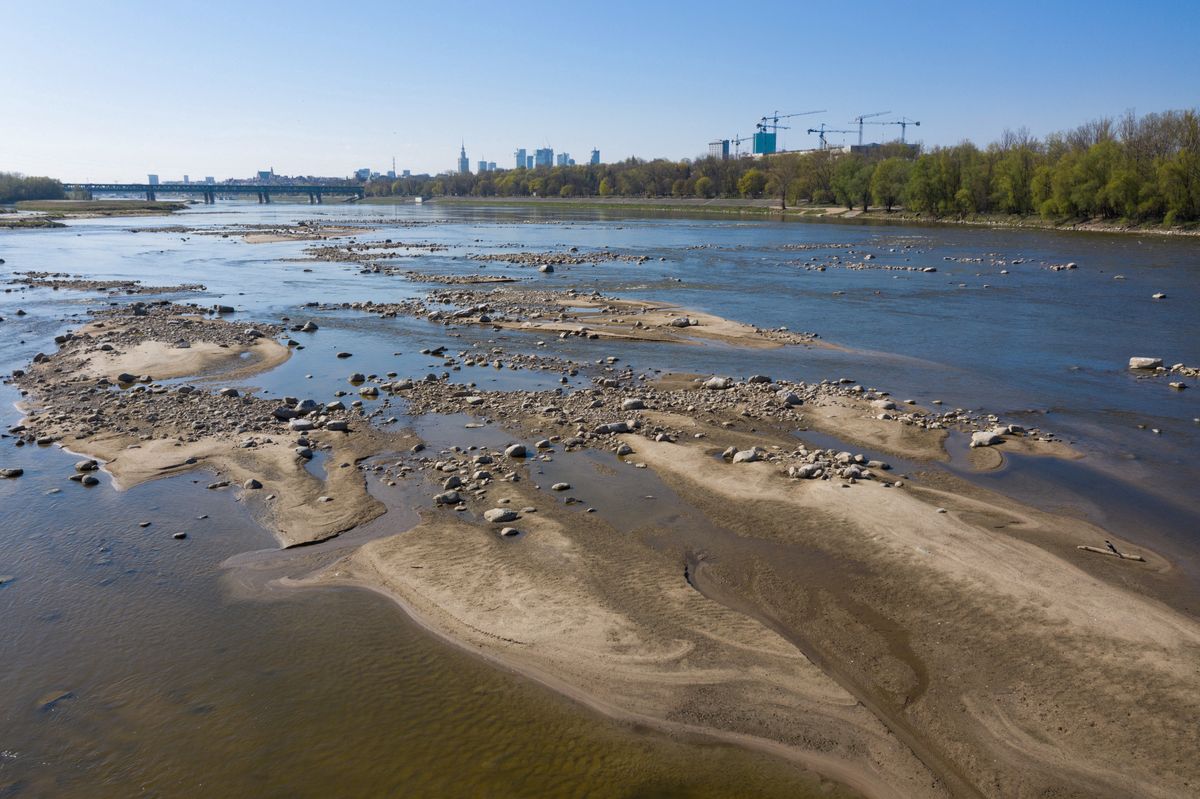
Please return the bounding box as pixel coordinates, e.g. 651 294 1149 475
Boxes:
2 0 1197 181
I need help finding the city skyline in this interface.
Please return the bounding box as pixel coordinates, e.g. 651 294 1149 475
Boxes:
2 0 1198 181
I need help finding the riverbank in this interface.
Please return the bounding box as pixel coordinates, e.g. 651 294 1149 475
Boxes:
366 195 1200 236
12 199 189 218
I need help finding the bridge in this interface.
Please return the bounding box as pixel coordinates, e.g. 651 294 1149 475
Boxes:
63 183 366 204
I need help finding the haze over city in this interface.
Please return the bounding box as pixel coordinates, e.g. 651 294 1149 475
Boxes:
3 0 1198 181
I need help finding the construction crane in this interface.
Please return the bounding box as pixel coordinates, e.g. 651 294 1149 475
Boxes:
755 110 826 152
850 111 891 146
806 124 856 150
868 116 922 143
730 133 752 158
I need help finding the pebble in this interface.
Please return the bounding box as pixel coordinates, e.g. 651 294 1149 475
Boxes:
484 508 518 523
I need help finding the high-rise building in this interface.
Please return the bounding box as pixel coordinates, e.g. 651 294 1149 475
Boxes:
402 169 411 178
708 140 730 160
515 148 526 169
183 175 190 184
204 176 215 184
458 143 470 174
535 148 554 168
488 161 496 171
590 148 600 165
526 155 534 169
354 168 371 181
147 174 159 185
478 160 488 173
387 170 396 179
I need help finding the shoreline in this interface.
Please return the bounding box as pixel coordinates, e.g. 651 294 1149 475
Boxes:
365 195 1200 237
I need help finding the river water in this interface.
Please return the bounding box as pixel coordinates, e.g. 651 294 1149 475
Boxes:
1 201 1197 795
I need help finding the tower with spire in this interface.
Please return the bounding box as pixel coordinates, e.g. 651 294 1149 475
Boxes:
457 142 469 174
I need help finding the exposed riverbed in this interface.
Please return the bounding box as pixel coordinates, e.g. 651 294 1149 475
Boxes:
2 202 1198 798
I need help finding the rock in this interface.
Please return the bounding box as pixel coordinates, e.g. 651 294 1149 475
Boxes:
0 468 24 479
435 490 462 505
299 321 319 332
1152 292 1167 299
504 444 527 458
214 304 235 314
970 430 1005 448
273 405 299 420
218 387 240 398
779 391 803 407
499 527 521 537
295 446 313 459
336 352 353 359
747 375 773 384
622 398 646 411
538 264 555 273
669 316 693 328
702 376 733 390
289 419 315 432
1169 381 1187 391
871 399 897 410
615 443 634 456
484 508 518 523
732 448 764 464
243 478 263 490
551 482 571 491
1128 356 1163 370
116 372 137 384
80 474 100 486
593 421 633 434
74 460 98 472
325 420 349 432
348 373 365 383
173 532 187 540
37 690 74 711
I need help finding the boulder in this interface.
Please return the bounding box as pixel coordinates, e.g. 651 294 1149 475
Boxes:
1129 357 1163 370
970 430 1005 448
504 444 527 458
483 508 518 523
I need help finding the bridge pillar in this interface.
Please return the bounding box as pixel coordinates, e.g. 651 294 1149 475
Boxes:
263 192 271 204
316 192 323 204
257 192 263 204
308 192 315 204
146 190 156 202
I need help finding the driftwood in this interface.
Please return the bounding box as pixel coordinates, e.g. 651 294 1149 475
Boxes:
1077 545 1146 562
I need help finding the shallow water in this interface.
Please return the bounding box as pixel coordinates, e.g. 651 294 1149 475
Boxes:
2 201 1198 795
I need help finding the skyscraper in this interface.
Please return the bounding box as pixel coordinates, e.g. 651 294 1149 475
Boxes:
535 148 553 168
458 143 470 174
515 148 526 169
556 152 570 167
478 160 488 173
590 148 600 165
526 155 534 169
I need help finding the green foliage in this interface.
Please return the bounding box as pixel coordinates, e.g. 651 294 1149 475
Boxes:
737 168 767 198
694 176 714 198
870 158 911 211
832 156 872 210
0 172 65 204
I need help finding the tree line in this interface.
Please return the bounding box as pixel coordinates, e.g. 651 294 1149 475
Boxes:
367 109 1199 224
0 172 65 204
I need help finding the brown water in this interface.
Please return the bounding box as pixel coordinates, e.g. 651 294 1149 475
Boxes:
0 432 853 798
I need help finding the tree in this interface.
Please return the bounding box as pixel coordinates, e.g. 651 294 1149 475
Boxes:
870 158 911 211
694 175 714 198
737 168 767 198
832 156 872 210
597 177 613 196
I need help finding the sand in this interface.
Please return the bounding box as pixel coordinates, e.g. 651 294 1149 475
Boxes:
304 402 1200 798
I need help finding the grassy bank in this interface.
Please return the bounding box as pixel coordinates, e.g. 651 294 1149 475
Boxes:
372 195 1200 236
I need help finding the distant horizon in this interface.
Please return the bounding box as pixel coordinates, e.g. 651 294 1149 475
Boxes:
3 0 1198 182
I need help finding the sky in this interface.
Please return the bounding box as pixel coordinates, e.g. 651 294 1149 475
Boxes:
2 0 1198 182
